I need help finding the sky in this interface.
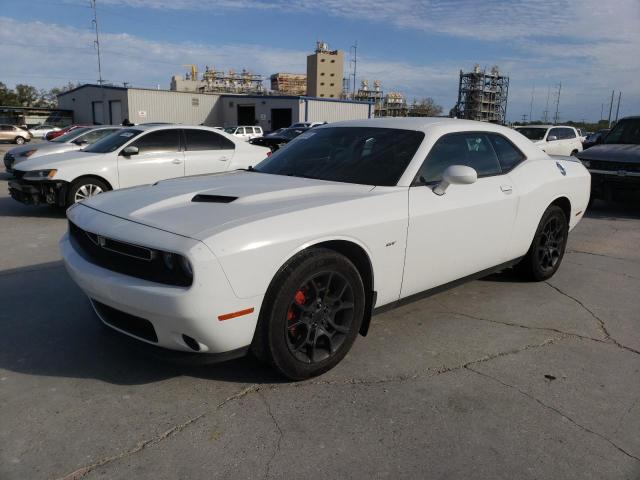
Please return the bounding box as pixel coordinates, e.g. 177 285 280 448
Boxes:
1 0 639 122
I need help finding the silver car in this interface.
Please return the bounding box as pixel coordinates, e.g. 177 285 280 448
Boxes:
4 126 121 174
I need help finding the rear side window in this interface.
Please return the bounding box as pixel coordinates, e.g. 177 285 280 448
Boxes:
488 134 525 172
558 128 576 139
184 129 234 151
131 129 180 153
417 132 502 184
548 128 562 140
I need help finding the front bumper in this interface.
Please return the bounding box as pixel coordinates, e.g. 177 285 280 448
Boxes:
8 178 68 206
588 169 640 201
60 206 263 354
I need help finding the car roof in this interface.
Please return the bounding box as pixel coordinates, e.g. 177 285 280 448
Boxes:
518 124 576 129
323 117 520 135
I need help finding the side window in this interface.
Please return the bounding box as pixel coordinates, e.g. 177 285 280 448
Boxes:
547 128 561 141
236 127 245 135
488 134 526 172
130 129 180 154
0 125 12 131
417 133 502 184
245 127 254 134
185 129 235 151
561 128 576 139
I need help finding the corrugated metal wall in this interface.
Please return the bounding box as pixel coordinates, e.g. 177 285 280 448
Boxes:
57 86 128 125
220 97 301 131
127 89 222 125
304 99 371 123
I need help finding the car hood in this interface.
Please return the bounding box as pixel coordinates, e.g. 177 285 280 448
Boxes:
13 150 104 171
81 171 375 240
10 142 80 163
577 144 640 163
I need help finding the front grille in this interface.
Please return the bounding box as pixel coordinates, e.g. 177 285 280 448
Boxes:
69 221 192 287
588 159 640 173
12 170 24 179
93 300 158 342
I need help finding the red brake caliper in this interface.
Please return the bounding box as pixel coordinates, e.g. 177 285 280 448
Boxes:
288 289 307 337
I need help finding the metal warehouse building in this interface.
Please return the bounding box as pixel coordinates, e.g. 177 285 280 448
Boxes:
57 85 373 131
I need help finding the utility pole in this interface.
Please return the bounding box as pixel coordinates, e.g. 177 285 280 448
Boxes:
91 0 103 86
521 114 527 124
543 85 551 123
91 0 106 124
529 83 535 123
350 42 358 98
614 91 622 123
553 82 561 125
607 90 614 127
600 103 604 121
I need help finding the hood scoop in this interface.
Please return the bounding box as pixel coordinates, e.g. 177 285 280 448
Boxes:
191 194 238 203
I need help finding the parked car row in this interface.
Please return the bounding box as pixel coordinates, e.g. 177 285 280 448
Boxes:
6 124 270 207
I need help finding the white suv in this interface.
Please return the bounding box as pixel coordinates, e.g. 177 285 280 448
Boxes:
9 125 270 207
224 126 263 141
515 125 583 156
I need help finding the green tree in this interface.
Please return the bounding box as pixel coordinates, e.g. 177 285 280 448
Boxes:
0 82 18 106
409 97 443 117
15 84 40 107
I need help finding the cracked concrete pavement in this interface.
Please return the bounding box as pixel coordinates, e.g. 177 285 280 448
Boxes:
0 147 638 479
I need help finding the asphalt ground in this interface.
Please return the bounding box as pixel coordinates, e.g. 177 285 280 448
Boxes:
0 140 639 479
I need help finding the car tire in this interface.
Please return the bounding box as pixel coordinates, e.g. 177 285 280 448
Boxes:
67 177 109 206
516 205 569 281
252 248 365 380
14 136 25 145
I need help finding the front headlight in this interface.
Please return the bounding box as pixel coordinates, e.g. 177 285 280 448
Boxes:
23 169 57 180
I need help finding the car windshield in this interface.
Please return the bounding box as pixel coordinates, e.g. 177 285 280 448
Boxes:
51 127 93 143
515 127 547 141
253 127 424 186
224 127 237 134
604 118 640 145
82 129 142 153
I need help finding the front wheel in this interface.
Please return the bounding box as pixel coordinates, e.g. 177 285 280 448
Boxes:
14 136 25 145
516 205 569 281
252 248 365 380
67 177 109 206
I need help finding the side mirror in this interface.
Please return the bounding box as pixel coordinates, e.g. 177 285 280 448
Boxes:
433 165 477 196
547 135 558 141
121 145 139 156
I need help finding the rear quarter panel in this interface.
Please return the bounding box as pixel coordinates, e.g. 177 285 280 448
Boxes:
507 157 590 260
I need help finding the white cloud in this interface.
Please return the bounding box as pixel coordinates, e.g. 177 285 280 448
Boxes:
2 0 639 122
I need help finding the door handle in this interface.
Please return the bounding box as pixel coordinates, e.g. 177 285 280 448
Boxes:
219 156 229 161
500 185 513 194
172 158 183 165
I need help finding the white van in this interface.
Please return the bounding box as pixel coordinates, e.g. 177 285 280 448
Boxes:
224 126 263 141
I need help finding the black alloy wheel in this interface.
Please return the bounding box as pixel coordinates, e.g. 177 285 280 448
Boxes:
285 270 355 364
517 205 568 281
252 248 365 380
536 214 565 274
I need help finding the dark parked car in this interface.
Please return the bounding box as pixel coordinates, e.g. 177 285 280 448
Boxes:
582 129 610 149
249 127 309 152
576 117 640 204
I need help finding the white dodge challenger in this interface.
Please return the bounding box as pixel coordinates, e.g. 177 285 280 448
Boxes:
60 118 591 380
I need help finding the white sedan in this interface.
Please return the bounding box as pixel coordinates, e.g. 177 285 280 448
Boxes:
9 124 270 207
60 118 590 380
28 124 60 138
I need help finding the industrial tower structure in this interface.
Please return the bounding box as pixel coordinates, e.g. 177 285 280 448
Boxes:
454 65 509 124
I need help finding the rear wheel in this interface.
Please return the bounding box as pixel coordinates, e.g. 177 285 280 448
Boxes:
14 136 25 145
516 205 568 281
252 248 365 380
570 149 578 156
67 177 109 206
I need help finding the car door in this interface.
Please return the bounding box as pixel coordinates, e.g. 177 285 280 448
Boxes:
117 129 184 188
183 128 236 176
544 127 564 155
401 131 519 297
